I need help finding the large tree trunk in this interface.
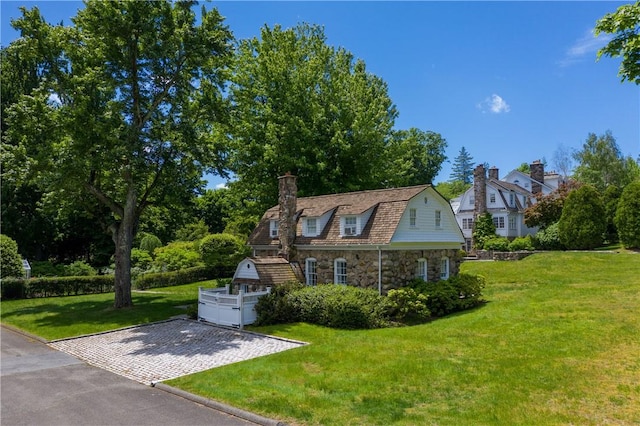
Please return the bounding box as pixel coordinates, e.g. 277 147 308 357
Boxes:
111 188 137 308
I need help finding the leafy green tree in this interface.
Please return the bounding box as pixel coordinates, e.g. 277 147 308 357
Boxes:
175 220 210 242
153 241 203 272
524 181 582 229
449 147 474 184
199 233 250 268
227 23 397 215
0 234 24 278
603 185 622 243
139 234 162 256
472 212 497 250
573 132 638 191
558 185 606 250
615 181 640 248
435 181 471 201
595 1 640 84
515 163 530 174
195 189 231 234
65 261 96 277
4 1 233 307
384 128 448 187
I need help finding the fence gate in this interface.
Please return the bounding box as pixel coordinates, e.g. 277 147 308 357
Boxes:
198 285 270 329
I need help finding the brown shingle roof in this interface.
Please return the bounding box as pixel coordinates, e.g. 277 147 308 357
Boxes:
250 258 298 286
249 185 430 247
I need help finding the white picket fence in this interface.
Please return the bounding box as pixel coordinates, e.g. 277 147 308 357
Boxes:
198 285 271 329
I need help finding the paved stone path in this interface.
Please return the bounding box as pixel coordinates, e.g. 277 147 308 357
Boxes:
49 319 305 385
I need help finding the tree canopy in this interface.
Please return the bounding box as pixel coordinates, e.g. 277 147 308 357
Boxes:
595 1 640 84
3 0 234 307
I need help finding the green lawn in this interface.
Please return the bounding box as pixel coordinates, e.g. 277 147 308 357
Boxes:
166 252 640 425
2 253 639 424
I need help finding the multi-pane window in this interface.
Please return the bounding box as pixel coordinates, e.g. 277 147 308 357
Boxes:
440 257 449 280
508 217 517 230
409 208 417 227
435 210 442 228
489 193 496 203
493 216 505 229
305 258 317 285
306 218 317 236
509 193 515 207
416 258 428 281
343 216 357 236
334 258 347 284
270 220 279 238
469 196 475 206
462 218 474 230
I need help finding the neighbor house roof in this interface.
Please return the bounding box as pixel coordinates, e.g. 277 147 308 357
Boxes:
249 185 432 248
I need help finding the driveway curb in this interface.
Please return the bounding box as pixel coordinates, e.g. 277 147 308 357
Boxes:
153 383 287 426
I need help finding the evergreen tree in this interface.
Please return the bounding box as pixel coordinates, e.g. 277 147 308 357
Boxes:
615 181 640 249
450 147 474 184
558 185 606 250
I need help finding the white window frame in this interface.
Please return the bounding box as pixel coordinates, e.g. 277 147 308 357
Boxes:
435 210 442 228
469 196 475 206
440 257 449 280
493 216 505 229
509 216 517 231
306 218 317 236
343 216 357 236
334 258 347 284
416 258 428 281
270 220 279 238
509 193 515 207
489 193 496 203
305 258 317 286
409 208 417 227
462 218 474 230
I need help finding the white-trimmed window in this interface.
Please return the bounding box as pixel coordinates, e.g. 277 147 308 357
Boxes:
462 218 474 230
435 210 442 228
334 258 347 284
343 216 357 236
440 257 449 280
270 220 279 238
469 196 475 206
489 193 496 203
508 217 517 231
509 193 515 207
306 218 317 236
416 258 428 281
409 208 417 227
493 216 505 229
305 258 317 286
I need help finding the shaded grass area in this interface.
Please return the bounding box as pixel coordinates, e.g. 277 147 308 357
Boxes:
0 281 212 340
167 252 640 425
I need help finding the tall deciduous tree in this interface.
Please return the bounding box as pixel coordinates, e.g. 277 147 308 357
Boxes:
449 147 474 184
384 128 447 187
227 23 397 214
595 1 640 84
4 1 233 307
558 185 606 250
572 131 639 192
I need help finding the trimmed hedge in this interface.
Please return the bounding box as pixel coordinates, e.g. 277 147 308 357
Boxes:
134 265 233 290
1 275 114 299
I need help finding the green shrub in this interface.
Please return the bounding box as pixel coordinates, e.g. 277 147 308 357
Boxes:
408 273 485 317
30 261 66 277
254 281 305 326
472 212 497 249
483 237 510 251
153 241 203 271
131 248 153 270
134 266 226 290
1 278 27 299
26 275 114 298
64 261 96 277
140 233 163 256
534 222 564 250
199 233 250 268
387 287 431 322
508 236 535 251
0 234 23 278
558 185 606 250
175 220 210 242
615 181 640 249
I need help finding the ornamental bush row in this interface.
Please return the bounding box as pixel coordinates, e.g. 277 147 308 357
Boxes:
133 265 234 290
1 275 114 299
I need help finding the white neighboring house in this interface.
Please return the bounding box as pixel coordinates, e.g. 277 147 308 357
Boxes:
452 161 564 252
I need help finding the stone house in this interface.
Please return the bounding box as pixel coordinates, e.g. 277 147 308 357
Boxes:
234 174 465 294
452 160 565 251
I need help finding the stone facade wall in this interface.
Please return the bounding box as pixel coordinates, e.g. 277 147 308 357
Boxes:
473 164 487 218
278 173 297 260
294 248 462 293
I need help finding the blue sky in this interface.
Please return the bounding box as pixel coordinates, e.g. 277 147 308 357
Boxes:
2 1 639 190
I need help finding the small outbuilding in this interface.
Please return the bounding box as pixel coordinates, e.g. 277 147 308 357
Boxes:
232 257 302 292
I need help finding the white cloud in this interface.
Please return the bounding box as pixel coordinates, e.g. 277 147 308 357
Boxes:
477 94 511 114
559 29 613 68
215 182 228 190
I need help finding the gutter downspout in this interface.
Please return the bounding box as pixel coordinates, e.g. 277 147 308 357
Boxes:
377 246 382 295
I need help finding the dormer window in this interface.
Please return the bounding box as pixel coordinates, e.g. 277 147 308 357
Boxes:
270 220 279 238
343 216 357 236
306 218 317 236
489 193 496 203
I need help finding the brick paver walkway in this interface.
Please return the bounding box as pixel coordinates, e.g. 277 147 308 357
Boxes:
49 319 305 385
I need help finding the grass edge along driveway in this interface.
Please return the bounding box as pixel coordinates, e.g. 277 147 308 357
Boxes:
166 252 640 425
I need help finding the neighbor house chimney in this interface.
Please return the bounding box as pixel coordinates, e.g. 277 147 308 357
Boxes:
488 166 499 180
278 173 297 260
530 160 544 195
473 164 487 219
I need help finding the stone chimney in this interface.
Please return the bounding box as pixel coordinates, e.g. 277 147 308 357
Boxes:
530 160 544 195
278 172 297 260
473 164 487 219
488 166 499 180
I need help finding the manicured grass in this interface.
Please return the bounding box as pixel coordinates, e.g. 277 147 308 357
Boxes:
0 281 216 340
166 252 640 425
